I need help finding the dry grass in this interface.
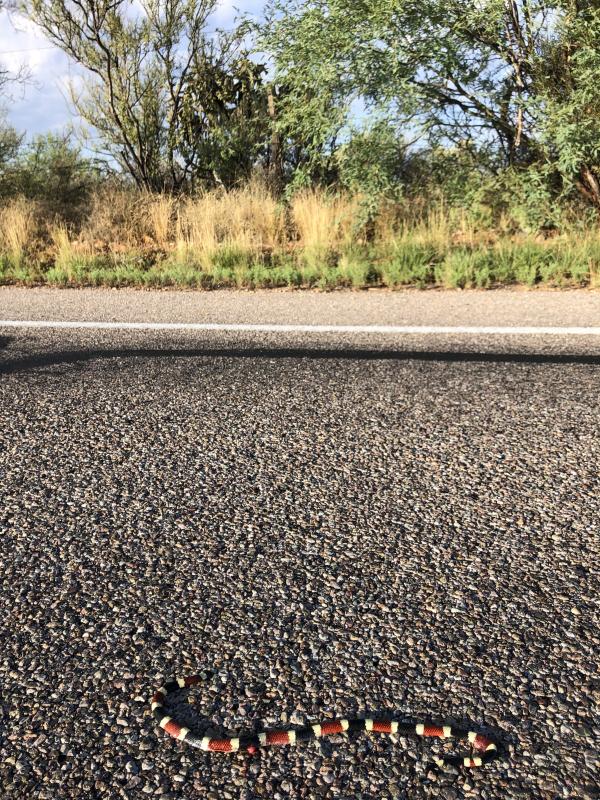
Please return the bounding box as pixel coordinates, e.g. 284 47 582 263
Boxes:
291 190 362 258
146 194 176 248
176 183 285 268
50 224 89 280
1 187 599 288
77 187 145 251
0 197 37 268
378 204 479 252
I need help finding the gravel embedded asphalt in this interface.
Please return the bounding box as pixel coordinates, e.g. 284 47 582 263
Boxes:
0 317 599 800
2 285 600 327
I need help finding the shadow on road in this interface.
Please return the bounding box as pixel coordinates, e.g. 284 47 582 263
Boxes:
1 345 599 375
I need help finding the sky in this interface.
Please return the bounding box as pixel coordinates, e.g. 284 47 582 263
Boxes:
0 1 264 139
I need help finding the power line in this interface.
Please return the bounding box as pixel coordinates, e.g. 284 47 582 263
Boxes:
0 45 57 55
0 28 239 56
0 14 257 58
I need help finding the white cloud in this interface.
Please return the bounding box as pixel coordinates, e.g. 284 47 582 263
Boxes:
215 0 264 23
0 10 78 136
0 13 51 72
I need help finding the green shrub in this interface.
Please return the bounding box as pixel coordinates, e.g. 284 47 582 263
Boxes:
2 134 99 224
210 245 253 273
338 252 378 287
512 243 546 285
380 241 437 287
435 248 493 288
534 241 597 286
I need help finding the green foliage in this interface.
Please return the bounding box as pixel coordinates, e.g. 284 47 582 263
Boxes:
262 2 352 189
209 245 250 272
337 251 379 287
4 232 598 289
537 4 600 206
335 120 408 204
380 242 437 287
475 168 562 233
435 249 493 289
260 0 600 212
0 124 22 176
15 0 600 223
263 0 548 178
178 53 271 188
403 146 494 209
2 134 98 221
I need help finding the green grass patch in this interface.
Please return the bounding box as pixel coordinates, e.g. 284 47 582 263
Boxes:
495 241 547 286
45 254 155 287
379 241 439 287
1 237 598 289
435 249 494 288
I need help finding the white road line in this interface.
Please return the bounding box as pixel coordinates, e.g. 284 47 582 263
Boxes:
0 319 600 336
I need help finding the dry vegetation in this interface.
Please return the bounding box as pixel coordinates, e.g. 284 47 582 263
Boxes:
1 183 599 289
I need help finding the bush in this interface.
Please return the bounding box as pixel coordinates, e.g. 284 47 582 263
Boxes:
1 133 99 223
380 242 437 287
435 249 493 288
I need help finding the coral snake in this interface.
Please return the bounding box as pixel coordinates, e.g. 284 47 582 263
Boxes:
151 672 500 769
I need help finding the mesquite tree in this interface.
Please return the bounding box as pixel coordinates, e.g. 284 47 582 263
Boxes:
264 0 600 206
264 1 548 164
538 3 600 206
27 0 270 191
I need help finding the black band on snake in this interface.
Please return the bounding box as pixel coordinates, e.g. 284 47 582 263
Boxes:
150 672 500 769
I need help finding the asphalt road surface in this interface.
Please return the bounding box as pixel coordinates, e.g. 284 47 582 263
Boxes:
0 291 598 800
